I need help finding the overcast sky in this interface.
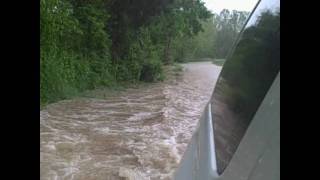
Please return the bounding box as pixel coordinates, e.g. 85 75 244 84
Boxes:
202 0 258 14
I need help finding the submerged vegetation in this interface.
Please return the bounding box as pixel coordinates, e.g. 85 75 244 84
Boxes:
40 0 249 106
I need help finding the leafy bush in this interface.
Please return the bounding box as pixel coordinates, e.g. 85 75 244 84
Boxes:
140 60 163 82
40 0 211 106
40 0 112 105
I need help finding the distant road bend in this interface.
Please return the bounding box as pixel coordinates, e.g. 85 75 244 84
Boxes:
40 61 222 180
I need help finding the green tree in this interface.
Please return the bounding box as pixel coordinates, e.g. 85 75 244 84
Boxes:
213 9 250 58
40 0 212 105
143 0 211 64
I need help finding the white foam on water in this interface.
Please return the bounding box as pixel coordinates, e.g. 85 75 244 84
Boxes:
40 62 222 180
119 167 150 180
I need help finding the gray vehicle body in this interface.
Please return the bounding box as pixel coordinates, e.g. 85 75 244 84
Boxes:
174 73 279 180
174 0 280 179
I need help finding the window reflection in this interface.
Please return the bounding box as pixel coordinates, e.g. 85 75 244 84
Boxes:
210 0 280 175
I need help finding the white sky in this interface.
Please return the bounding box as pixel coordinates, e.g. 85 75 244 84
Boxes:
202 0 258 14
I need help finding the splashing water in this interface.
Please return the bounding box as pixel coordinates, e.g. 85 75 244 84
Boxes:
40 62 222 180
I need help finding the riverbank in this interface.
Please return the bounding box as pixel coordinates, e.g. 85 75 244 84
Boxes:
40 64 184 110
40 62 221 180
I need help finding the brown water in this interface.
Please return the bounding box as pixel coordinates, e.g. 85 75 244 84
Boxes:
40 62 222 180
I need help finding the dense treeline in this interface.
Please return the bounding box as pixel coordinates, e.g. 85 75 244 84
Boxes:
213 9 250 58
171 9 250 62
40 0 250 105
40 0 211 105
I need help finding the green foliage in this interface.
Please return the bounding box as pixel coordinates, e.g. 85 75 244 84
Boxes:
40 0 113 105
170 8 250 62
171 9 250 62
173 63 183 72
40 0 212 105
213 9 250 58
171 17 216 61
113 26 164 82
144 0 212 64
140 60 164 82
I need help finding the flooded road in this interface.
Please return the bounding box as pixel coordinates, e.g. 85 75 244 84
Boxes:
40 62 222 180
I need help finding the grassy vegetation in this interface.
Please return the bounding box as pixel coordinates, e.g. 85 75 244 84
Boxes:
40 1 252 108
40 0 213 107
173 63 183 72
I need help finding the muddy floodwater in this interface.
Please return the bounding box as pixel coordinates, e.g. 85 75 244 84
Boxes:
40 62 222 180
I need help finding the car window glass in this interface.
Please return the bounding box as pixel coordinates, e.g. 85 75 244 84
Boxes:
210 0 280 175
